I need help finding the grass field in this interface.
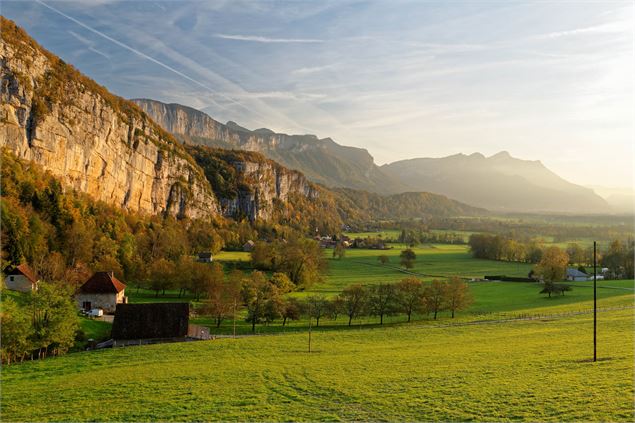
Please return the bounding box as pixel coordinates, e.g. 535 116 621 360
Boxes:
317 244 534 294
2 306 633 421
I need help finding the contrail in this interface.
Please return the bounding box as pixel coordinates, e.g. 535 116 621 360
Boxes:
35 0 223 100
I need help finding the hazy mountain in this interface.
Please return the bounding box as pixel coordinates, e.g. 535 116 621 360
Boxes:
132 99 408 194
589 186 634 214
381 152 610 213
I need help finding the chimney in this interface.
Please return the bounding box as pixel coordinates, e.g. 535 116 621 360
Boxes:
109 271 114 278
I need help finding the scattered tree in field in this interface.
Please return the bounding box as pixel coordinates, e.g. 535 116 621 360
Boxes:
333 243 346 260
444 277 473 318
400 249 416 269
424 280 447 320
327 296 344 321
395 277 424 322
201 263 234 327
377 255 390 265
367 283 397 324
241 271 282 332
305 295 330 327
339 284 367 326
281 298 302 326
534 246 569 297
540 282 572 297
269 272 295 294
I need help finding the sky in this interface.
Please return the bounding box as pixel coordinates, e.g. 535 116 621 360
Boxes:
2 0 634 189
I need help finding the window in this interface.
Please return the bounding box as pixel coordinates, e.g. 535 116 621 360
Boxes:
9 276 14 281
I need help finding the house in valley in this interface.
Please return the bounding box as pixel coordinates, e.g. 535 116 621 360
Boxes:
197 252 213 263
3 263 39 292
77 271 127 313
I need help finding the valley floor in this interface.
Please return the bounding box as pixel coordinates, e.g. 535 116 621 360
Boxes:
2 302 633 422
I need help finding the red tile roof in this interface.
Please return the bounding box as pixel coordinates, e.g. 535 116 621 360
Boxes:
79 272 126 294
5 263 38 284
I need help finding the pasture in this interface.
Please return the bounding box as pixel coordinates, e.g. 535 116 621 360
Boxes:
2 307 632 422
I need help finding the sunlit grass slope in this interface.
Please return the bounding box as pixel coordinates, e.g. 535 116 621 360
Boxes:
2 308 633 422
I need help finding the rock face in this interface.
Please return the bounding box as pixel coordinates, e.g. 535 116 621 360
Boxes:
0 18 217 219
133 98 408 194
186 146 319 222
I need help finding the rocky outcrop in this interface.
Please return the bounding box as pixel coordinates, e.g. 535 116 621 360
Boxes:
186 146 319 222
0 18 217 219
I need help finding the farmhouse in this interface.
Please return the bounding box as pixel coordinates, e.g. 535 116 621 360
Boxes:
77 271 127 313
566 268 588 282
111 303 190 344
197 252 213 263
3 263 39 292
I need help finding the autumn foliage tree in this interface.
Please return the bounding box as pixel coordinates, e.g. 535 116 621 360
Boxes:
444 277 473 318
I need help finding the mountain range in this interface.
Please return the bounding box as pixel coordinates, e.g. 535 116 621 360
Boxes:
0 16 481 232
135 99 610 214
132 99 407 194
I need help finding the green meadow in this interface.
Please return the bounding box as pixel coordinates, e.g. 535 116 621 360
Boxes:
2 307 633 422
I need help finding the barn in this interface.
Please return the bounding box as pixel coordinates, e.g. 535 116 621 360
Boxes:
77 272 127 313
111 303 190 342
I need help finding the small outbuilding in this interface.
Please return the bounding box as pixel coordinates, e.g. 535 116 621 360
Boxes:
3 263 39 292
77 271 127 314
243 240 255 252
111 303 189 342
197 252 213 263
566 268 588 282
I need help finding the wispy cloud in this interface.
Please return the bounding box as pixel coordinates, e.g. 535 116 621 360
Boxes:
214 33 323 43
531 21 629 39
292 64 336 75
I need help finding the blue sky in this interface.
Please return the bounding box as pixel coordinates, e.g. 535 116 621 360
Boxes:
3 0 633 188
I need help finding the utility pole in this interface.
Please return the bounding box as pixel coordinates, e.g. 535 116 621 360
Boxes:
233 299 237 339
308 302 312 353
593 241 597 362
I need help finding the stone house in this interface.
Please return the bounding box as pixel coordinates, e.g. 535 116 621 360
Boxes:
77 272 127 313
3 263 39 292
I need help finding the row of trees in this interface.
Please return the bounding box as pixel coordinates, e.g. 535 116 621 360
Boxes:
336 277 472 324
397 229 466 245
1 283 79 365
200 274 474 333
469 234 634 279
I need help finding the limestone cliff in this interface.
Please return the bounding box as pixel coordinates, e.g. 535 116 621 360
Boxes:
186 146 320 222
0 18 217 219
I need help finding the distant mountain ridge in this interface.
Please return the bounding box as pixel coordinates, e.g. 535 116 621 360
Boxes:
132 99 408 194
381 152 609 213
134 98 609 214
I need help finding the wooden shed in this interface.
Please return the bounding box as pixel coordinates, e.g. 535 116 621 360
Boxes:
111 303 189 341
